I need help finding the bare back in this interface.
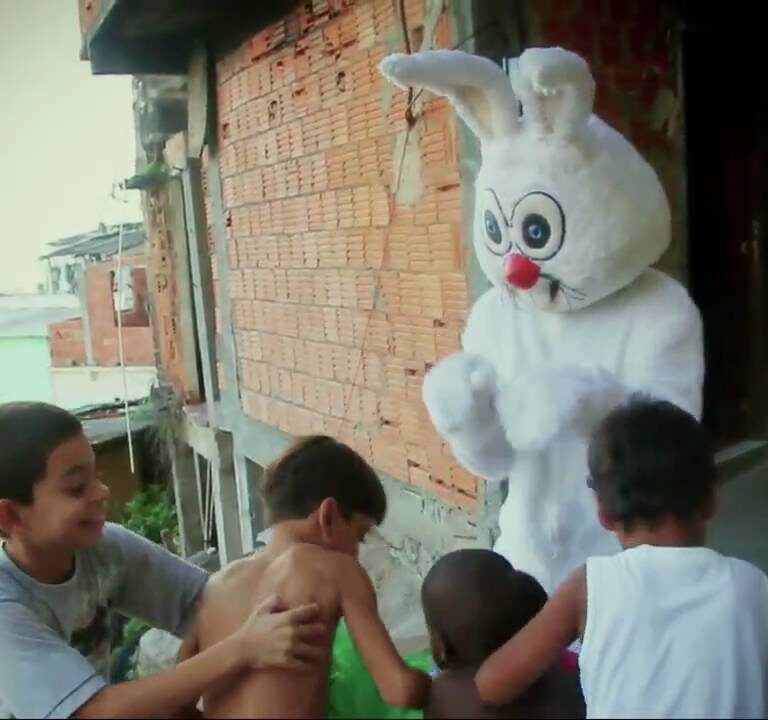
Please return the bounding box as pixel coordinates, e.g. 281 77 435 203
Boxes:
196 544 345 718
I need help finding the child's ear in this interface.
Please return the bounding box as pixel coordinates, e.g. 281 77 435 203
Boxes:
0 500 19 538
317 497 340 536
597 505 616 532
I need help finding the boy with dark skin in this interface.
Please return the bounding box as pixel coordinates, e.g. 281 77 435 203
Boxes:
0 402 324 719
180 435 431 718
423 549 584 719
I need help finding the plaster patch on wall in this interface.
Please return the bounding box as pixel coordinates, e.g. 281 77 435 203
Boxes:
392 128 423 206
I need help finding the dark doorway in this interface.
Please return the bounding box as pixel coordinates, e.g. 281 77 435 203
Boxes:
680 3 768 446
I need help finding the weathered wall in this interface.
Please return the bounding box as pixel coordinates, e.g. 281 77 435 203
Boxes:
49 317 88 367
211 0 480 510
141 184 202 404
0 337 55 404
49 254 155 368
51 366 157 410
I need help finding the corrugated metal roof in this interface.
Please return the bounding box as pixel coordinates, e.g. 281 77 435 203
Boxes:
81 414 154 445
41 223 146 259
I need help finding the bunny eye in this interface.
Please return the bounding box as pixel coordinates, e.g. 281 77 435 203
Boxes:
481 208 510 256
522 214 550 249
511 192 565 261
484 210 502 244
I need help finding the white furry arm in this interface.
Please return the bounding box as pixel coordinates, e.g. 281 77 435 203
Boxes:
496 365 626 452
422 353 514 481
623 282 704 419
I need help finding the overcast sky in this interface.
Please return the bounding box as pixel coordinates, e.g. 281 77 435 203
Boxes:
0 0 142 294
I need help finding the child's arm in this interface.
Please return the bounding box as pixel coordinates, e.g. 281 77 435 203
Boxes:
169 632 203 719
475 566 586 706
75 596 325 719
338 557 431 709
176 631 199 665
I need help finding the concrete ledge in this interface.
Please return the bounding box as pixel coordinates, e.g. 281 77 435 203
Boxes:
716 441 768 484
181 404 217 460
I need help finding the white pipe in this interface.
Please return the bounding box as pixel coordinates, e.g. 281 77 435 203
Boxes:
115 221 135 474
205 460 215 548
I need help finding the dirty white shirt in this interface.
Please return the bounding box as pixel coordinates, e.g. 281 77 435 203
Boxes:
0 523 207 719
580 545 768 719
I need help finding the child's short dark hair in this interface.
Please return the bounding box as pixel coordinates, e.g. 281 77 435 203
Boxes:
422 549 547 666
261 435 387 525
588 394 717 527
0 402 83 504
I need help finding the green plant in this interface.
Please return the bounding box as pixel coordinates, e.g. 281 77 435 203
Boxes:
111 616 152 684
120 484 178 547
123 618 150 644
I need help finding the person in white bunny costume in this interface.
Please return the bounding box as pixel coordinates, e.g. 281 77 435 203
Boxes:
380 47 704 595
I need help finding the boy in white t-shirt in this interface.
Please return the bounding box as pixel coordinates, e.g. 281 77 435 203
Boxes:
476 394 768 719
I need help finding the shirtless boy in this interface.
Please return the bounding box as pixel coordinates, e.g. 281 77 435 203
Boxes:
181 435 431 718
423 549 584 719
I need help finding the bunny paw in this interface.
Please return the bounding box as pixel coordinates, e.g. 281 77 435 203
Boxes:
423 352 499 437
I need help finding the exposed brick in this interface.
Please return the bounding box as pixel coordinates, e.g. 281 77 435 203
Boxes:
210 0 474 507
50 255 154 370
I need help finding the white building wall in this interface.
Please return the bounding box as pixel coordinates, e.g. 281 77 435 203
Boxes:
51 366 157 410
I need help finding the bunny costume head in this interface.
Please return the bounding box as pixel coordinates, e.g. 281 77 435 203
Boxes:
381 48 669 312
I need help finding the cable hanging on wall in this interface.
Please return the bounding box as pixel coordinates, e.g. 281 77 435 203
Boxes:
110 182 136 474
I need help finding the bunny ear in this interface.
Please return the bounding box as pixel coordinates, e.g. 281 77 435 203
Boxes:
511 47 595 141
379 50 520 144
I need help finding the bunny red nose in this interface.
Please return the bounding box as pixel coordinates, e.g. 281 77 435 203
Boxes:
504 253 541 290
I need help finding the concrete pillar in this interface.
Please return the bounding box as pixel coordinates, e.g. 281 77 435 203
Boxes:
212 431 243 564
233 440 266 554
181 160 219 423
76 261 95 366
171 440 204 557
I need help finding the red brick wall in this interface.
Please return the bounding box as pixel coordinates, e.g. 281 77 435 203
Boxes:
50 255 155 368
88 256 154 366
142 187 202 403
211 0 479 509
50 318 87 367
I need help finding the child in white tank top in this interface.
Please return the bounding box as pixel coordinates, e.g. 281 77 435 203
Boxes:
475 395 768 719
